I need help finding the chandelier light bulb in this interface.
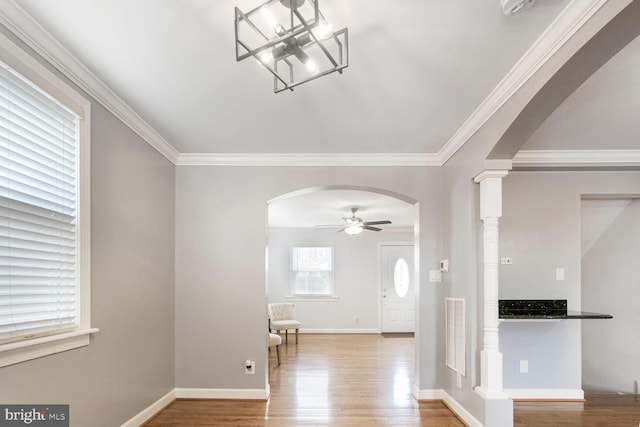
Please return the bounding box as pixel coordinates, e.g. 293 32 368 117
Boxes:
305 59 318 73
315 23 333 40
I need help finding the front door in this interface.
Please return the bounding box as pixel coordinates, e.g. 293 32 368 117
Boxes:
381 245 414 333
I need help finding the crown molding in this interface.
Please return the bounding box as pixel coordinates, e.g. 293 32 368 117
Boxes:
176 152 441 167
0 1 180 164
438 0 609 165
513 149 640 168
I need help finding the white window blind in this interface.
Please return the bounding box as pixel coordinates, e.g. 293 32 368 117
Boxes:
291 246 333 296
0 62 79 344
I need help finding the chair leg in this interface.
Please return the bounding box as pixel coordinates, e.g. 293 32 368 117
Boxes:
295 328 298 344
276 345 281 365
285 330 288 344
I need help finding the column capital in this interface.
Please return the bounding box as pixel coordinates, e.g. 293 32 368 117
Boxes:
475 170 508 220
473 169 509 184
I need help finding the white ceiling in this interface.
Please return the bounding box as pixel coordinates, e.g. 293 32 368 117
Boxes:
14 0 573 154
6 0 639 228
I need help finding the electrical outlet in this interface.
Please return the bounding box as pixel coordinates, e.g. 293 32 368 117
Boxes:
500 257 513 265
245 359 255 375
520 360 529 373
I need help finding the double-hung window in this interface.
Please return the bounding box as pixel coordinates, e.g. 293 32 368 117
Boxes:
0 33 93 367
291 245 334 297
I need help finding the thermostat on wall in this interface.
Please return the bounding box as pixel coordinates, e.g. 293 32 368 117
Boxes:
440 259 449 272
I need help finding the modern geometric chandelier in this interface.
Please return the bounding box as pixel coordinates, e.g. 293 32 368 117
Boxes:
234 0 348 93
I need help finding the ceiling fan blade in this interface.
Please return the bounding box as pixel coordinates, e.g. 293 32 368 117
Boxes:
363 220 391 226
315 224 344 227
336 227 347 233
363 225 382 232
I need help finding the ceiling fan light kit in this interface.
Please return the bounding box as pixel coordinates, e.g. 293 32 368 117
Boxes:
234 0 348 93
317 207 392 235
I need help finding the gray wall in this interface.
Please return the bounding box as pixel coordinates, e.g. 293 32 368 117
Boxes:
499 171 640 392
174 166 443 391
582 199 640 393
0 27 176 427
268 228 413 331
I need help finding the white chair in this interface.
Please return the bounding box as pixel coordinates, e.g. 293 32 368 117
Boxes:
268 303 301 344
268 332 282 365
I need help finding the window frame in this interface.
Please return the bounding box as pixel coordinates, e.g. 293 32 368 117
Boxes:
288 243 338 301
0 31 96 368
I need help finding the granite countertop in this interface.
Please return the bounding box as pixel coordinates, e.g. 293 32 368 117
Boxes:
499 299 612 320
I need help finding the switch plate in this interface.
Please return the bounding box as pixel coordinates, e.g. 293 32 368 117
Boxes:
456 372 462 388
520 360 529 373
500 257 513 265
556 268 565 281
440 259 449 272
245 360 255 375
429 270 442 282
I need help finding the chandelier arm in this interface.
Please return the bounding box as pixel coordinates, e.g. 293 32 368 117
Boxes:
292 9 339 68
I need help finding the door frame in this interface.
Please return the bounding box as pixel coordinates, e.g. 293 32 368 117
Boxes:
377 241 415 333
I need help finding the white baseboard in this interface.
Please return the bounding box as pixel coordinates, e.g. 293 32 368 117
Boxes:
120 389 175 427
413 388 483 427
174 387 269 400
299 328 379 334
504 388 584 400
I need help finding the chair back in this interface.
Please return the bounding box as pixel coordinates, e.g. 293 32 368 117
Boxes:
268 303 296 321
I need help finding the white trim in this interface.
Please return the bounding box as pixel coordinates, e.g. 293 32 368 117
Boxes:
438 0 609 165
0 328 99 368
174 388 269 400
285 296 340 302
0 0 179 164
504 388 584 400
176 153 440 167
120 390 175 427
299 328 379 334
413 388 483 427
513 150 640 168
412 387 444 401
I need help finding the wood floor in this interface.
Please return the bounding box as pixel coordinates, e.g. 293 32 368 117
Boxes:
146 334 640 426
146 334 463 426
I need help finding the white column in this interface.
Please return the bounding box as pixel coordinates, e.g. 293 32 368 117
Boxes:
473 170 508 399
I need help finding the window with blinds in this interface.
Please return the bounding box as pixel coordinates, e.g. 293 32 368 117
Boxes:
0 61 80 344
291 246 333 296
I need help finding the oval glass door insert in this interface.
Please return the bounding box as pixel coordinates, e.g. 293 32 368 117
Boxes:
394 258 410 298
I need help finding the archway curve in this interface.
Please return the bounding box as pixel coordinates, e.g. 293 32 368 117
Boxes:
267 184 419 206
488 0 640 160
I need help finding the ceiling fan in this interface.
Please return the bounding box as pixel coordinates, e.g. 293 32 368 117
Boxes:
317 207 392 235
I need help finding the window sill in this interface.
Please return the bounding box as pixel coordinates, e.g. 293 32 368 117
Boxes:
0 328 99 368
285 295 340 302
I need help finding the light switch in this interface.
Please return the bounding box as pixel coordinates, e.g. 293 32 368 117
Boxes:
429 270 442 282
520 360 529 373
556 268 565 281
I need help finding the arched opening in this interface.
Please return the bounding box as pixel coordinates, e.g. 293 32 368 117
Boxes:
265 184 420 401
